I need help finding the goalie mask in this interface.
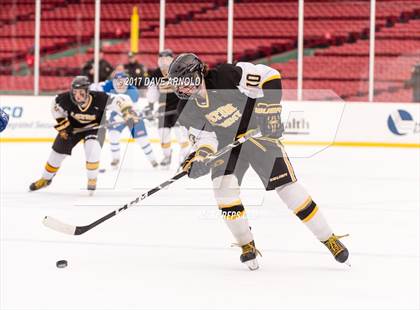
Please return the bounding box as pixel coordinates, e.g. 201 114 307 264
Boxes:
168 53 204 100
70 76 90 106
112 71 129 94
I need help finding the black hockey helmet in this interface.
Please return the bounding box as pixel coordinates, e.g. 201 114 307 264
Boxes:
70 75 90 105
168 53 204 99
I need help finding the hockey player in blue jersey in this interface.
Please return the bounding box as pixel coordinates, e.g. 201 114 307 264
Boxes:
101 71 158 168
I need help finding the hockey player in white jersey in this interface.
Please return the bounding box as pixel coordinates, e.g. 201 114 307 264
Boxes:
93 71 158 169
168 54 350 270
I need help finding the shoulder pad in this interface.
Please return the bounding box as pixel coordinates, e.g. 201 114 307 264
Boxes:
236 62 281 98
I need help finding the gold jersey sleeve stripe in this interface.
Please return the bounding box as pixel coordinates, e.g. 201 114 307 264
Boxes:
249 137 267 152
260 74 282 88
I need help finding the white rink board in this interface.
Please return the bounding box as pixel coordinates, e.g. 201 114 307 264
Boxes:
0 95 419 147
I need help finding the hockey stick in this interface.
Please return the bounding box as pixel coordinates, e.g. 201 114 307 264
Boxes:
72 110 177 134
72 120 127 134
43 129 261 235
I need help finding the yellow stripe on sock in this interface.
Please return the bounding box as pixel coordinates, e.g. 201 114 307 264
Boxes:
45 162 59 173
294 196 312 214
86 161 99 170
303 206 319 223
218 199 242 209
179 141 189 148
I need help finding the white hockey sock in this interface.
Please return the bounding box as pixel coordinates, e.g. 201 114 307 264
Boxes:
42 150 67 180
213 175 254 245
108 130 121 161
276 182 333 242
84 139 102 180
222 206 254 246
159 127 171 157
135 136 156 162
174 126 190 164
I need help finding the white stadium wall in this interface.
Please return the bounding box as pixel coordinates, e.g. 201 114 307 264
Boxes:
0 95 419 148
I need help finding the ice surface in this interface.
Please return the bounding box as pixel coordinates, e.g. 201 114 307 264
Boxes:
1 141 419 310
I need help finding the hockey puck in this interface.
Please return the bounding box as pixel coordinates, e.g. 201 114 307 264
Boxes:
56 260 68 268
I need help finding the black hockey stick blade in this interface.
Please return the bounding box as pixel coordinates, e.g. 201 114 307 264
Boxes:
42 171 188 235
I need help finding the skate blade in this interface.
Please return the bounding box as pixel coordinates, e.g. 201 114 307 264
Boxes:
244 259 259 271
344 259 351 267
88 190 95 196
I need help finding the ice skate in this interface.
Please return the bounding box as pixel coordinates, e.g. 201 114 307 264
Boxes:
29 178 52 191
322 234 350 266
239 240 261 271
87 178 97 196
110 158 120 170
150 160 159 168
160 154 172 168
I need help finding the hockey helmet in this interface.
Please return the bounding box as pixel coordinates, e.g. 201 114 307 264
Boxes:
168 53 204 99
70 76 90 105
112 71 129 94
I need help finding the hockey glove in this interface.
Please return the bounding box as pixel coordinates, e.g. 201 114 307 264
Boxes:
182 146 214 179
254 102 284 138
143 102 155 121
121 107 140 128
54 118 72 140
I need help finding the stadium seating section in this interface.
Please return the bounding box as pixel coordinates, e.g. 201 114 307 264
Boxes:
0 0 419 101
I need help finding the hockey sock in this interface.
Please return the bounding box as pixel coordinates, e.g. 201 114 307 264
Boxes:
159 127 171 157
108 130 121 161
213 175 254 245
84 139 101 180
221 203 254 246
135 136 156 162
276 182 333 242
174 126 190 164
42 150 66 180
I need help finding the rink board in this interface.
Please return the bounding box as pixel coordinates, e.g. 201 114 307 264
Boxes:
0 95 419 147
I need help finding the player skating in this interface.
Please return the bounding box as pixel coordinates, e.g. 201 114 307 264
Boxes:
98 71 158 169
169 54 350 270
145 49 190 168
29 76 109 194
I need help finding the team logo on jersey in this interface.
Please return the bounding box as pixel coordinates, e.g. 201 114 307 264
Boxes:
205 103 242 128
387 109 417 136
70 112 97 124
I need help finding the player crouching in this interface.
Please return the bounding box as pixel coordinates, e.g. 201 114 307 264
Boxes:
29 76 109 195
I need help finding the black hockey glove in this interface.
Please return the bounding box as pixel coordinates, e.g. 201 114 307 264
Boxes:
143 102 155 121
54 118 72 140
121 107 140 128
254 102 284 138
181 146 214 179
